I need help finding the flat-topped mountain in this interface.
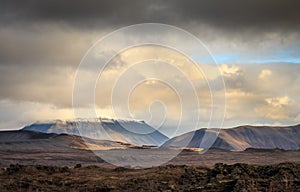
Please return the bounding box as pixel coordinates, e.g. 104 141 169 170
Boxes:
22 118 169 146
162 125 300 151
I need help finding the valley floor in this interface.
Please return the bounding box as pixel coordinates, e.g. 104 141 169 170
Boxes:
1 148 300 168
1 148 300 191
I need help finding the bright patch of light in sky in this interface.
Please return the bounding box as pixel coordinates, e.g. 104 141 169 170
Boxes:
192 47 300 64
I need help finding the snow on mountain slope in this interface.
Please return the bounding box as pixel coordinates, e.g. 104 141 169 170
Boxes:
162 125 300 151
22 118 169 146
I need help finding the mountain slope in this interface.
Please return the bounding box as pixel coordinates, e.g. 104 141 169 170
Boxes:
22 118 168 146
162 125 300 150
0 130 134 151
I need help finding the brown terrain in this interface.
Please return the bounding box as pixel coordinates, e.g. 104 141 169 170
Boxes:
1 129 300 191
1 163 300 191
1 147 300 168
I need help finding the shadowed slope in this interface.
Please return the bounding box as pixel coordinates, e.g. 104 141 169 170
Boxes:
0 130 134 151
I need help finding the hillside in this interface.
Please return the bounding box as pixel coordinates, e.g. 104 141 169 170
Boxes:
0 130 133 151
163 125 300 150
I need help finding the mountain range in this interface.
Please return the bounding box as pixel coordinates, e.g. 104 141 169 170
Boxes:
4 119 300 151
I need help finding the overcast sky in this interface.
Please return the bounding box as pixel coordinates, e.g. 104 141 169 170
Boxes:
0 0 300 135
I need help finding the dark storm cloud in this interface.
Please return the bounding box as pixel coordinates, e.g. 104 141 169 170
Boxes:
0 0 150 27
171 0 300 31
0 0 299 69
0 0 300 31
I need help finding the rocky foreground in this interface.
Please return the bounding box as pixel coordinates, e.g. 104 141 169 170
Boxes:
1 163 300 191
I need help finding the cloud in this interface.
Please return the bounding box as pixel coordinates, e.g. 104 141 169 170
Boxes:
259 69 272 79
221 63 300 126
0 0 300 133
220 64 241 76
0 64 74 107
265 96 291 108
0 99 74 130
0 25 99 67
1 0 299 32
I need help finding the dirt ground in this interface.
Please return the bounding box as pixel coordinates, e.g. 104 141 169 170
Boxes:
1 162 300 191
1 148 300 168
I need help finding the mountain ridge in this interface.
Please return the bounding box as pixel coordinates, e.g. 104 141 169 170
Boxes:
19 119 300 151
162 124 300 151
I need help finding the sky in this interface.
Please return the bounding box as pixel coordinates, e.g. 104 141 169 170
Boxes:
0 0 300 136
